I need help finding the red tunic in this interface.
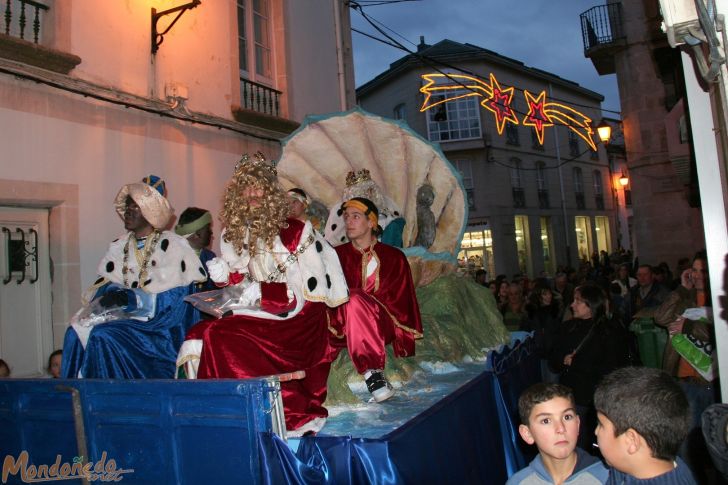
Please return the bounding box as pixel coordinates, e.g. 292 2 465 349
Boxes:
186 219 331 431
329 241 423 373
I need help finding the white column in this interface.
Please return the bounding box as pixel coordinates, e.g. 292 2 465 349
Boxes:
681 49 728 400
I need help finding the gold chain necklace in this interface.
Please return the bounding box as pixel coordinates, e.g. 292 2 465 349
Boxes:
122 231 161 288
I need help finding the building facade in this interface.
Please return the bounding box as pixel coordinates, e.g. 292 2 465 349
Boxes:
580 0 705 265
357 39 617 280
0 0 354 376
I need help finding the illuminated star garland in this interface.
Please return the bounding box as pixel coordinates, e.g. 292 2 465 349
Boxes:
481 73 519 135
522 90 553 146
419 73 598 151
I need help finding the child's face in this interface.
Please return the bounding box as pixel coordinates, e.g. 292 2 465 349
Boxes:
49 354 62 378
519 397 580 461
595 412 629 469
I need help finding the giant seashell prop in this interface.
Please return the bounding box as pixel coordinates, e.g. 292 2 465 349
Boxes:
276 109 467 256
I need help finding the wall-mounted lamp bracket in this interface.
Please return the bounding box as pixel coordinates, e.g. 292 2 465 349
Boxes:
151 0 201 54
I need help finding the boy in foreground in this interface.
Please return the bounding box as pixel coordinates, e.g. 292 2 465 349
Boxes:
508 383 608 484
594 367 697 484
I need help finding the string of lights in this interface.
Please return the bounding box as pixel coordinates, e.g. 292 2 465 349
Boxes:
350 2 622 119
350 1 620 170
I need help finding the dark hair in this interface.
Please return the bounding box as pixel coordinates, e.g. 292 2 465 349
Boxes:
693 250 707 264
0 358 8 374
527 278 553 309
341 197 383 236
178 207 210 225
637 264 653 273
594 367 690 461
288 188 307 199
574 282 608 322
518 382 575 425
47 349 62 373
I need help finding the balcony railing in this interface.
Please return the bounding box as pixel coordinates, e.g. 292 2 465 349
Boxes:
595 195 605 210
512 188 526 208
538 189 550 209
240 77 281 117
575 192 586 210
3 0 48 44
580 3 624 52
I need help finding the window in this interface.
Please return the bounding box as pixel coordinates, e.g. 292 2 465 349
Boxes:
425 90 482 142
590 146 599 161
594 216 611 254
573 167 585 209
458 224 495 277
514 215 531 276
536 161 549 209
510 159 523 188
511 159 525 208
531 129 544 150
568 130 580 157
506 123 520 145
540 217 555 276
574 216 592 263
393 103 406 121
453 159 475 210
593 170 604 210
238 0 272 84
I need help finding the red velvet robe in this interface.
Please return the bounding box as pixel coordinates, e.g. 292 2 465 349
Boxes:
329 241 423 373
186 219 331 431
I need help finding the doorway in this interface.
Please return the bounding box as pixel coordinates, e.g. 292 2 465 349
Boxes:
0 207 53 377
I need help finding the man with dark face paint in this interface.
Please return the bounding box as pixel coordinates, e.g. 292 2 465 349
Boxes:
61 176 206 379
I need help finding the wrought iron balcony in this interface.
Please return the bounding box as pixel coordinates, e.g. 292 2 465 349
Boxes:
580 3 626 75
538 189 550 209
239 77 281 118
512 188 526 208
3 0 48 44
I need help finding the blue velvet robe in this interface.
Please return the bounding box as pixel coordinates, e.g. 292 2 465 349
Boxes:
62 285 196 379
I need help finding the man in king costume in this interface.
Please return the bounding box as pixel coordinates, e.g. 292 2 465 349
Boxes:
62 176 207 379
329 197 423 402
177 153 348 435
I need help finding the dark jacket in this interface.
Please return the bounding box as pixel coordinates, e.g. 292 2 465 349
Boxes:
629 283 670 318
549 317 632 406
522 303 560 357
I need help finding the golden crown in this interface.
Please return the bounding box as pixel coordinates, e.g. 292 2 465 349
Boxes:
234 151 277 176
346 169 372 187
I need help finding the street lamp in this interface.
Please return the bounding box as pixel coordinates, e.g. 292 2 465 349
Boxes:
619 171 630 186
596 120 612 144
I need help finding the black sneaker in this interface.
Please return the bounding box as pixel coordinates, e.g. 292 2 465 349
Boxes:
365 370 394 402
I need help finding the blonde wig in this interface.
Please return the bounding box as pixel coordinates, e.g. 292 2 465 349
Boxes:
220 154 289 255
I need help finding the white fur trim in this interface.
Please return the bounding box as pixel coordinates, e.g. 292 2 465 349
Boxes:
97 231 206 294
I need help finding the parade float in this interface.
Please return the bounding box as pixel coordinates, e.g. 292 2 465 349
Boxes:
0 109 539 485
275 108 510 407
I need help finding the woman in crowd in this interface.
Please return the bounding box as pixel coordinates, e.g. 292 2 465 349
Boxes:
522 279 561 382
549 282 632 451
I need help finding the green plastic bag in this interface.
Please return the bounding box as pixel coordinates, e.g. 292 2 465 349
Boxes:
671 333 715 381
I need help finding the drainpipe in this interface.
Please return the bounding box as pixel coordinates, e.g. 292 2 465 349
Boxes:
333 0 347 111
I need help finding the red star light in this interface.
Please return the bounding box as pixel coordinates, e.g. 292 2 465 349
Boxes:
523 90 554 146
481 73 519 135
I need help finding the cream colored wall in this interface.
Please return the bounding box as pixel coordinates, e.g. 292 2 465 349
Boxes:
0 77 279 299
284 0 351 120
66 1 237 119
49 1 353 122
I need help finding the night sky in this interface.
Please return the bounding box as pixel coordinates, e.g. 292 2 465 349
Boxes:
350 0 621 116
